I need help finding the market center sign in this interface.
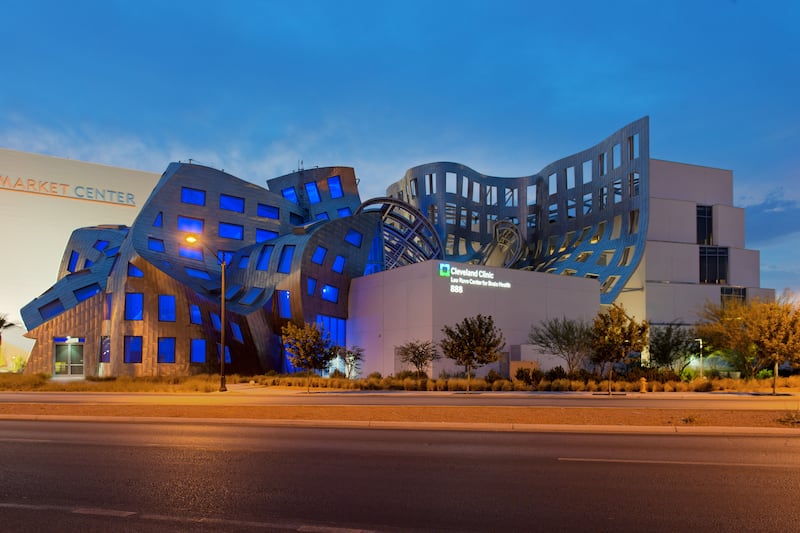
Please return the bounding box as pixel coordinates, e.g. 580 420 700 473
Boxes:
0 174 137 206
439 262 512 294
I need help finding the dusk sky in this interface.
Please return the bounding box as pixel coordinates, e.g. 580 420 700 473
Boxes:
3 0 798 293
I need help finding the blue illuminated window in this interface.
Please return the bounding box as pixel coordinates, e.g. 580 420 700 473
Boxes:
125 293 143 320
305 182 321 204
39 299 64 320
128 263 144 277
258 204 279 219
93 240 109 252
217 344 232 364
219 193 245 212
83 259 94 269
219 222 244 240
277 290 291 318
277 245 295 273
185 267 211 280
177 215 204 233
105 246 120 257
345 229 363 247
256 229 278 242
290 213 305 225
99 336 110 363
190 339 206 363
211 313 221 331
312 246 327 264
231 322 244 343
226 284 243 300
282 187 298 203
308 277 317 295
238 255 250 269
316 314 346 346
181 187 206 206
239 287 263 305
148 238 165 252
315 212 329 221
337 207 352 218
74 283 101 303
256 245 274 271
332 255 345 273
179 246 203 261
219 251 234 265
158 295 176 322
321 284 339 303
328 175 343 198
189 304 202 324
158 337 176 363
153 212 163 227
105 293 112 320
68 251 79 272
124 336 143 363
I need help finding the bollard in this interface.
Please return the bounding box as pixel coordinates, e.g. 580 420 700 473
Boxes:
639 377 647 393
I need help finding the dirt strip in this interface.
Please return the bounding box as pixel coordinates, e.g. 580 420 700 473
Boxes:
0 403 797 428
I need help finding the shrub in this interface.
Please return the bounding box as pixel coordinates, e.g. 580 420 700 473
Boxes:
367 371 382 379
545 366 568 381
485 369 503 384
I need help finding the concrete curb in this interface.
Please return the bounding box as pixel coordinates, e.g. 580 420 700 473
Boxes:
1 414 798 436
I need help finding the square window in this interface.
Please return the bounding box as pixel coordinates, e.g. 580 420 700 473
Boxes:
321 284 339 303
277 245 295 273
211 313 221 331
181 187 206 206
185 267 211 280
305 182 321 204
124 336 143 363
93 240 109 252
179 246 203 261
153 212 163 227
258 204 280 219
256 245 274 271
190 338 206 363
239 287 264 305
337 207 352 217
219 193 245 212
74 284 101 303
125 293 144 320
238 255 250 269
177 215 204 233
308 277 317 295
231 322 244 343
158 294 176 322
68 250 79 272
315 212 330 220
256 229 278 242
189 304 202 325
328 175 343 198
312 246 327 265
158 337 176 363
282 187 298 203
332 255 345 274
148 237 165 252
344 229 362 247
219 222 244 240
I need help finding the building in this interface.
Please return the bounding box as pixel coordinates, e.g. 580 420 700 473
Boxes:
18 117 773 377
0 148 160 367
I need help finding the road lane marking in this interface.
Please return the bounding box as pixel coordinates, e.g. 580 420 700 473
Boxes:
558 457 800 468
73 507 137 517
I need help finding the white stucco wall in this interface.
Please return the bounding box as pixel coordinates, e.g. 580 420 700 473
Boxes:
348 261 600 378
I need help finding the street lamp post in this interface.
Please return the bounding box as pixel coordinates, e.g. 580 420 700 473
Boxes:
695 338 704 379
185 235 227 392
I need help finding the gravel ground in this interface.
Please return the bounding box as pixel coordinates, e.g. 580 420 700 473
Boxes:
1 402 798 428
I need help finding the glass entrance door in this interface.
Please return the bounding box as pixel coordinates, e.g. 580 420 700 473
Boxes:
54 343 84 376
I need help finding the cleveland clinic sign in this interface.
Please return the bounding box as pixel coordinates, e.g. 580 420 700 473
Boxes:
438 262 512 294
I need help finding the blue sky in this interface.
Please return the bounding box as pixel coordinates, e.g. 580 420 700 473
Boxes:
2 0 798 292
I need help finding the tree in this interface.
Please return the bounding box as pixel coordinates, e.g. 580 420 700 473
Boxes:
440 314 505 393
0 314 19 367
396 339 440 378
648 323 697 374
696 293 800 394
528 317 593 374
337 345 365 379
590 304 649 394
281 322 336 392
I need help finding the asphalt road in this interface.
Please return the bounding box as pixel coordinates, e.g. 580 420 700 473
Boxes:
2 387 800 410
1 420 799 532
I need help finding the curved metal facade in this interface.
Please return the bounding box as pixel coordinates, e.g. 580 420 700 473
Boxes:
386 117 650 304
21 164 439 376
